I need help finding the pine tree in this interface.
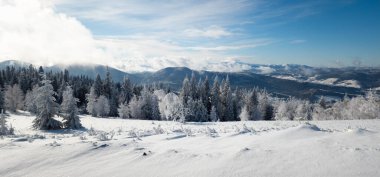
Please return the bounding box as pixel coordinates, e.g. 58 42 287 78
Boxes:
220 76 234 121
5 84 24 113
200 76 211 113
211 76 220 118
120 77 133 104
61 86 82 129
33 78 62 130
180 75 191 106
189 72 197 99
140 87 160 120
242 89 261 120
94 74 103 97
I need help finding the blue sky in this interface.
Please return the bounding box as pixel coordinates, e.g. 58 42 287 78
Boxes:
0 0 379 71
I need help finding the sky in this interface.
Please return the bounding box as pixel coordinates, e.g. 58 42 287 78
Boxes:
0 0 379 72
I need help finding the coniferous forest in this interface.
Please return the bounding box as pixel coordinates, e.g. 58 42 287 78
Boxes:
0 64 379 131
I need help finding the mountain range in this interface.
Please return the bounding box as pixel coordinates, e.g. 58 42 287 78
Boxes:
1 60 379 101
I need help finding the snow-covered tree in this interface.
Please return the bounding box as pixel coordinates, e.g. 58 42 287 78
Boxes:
180 75 191 105
96 95 110 118
93 74 103 97
239 105 249 121
160 92 185 121
86 86 97 117
5 84 24 113
61 86 82 129
241 89 261 121
199 76 211 113
129 96 143 119
0 90 4 113
294 100 312 120
211 76 221 117
118 103 130 119
210 106 219 122
220 76 234 121
24 86 38 114
186 98 208 122
274 100 290 120
140 87 160 120
33 79 62 130
0 111 13 135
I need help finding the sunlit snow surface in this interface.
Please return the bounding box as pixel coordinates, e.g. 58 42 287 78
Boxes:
1 114 380 177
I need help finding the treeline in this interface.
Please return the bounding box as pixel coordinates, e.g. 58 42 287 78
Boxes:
0 65 379 131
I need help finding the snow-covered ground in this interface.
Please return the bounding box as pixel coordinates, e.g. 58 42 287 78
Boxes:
1 114 380 177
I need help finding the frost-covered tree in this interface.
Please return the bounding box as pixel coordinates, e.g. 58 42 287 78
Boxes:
232 88 243 121
160 92 185 121
96 95 110 118
210 106 219 122
140 87 160 120
199 76 211 113
118 103 130 119
93 74 103 97
0 90 4 113
5 84 24 112
211 76 221 117
129 96 143 119
61 86 82 129
186 98 207 122
241 89 261 121
86 86 97 117
24 86 38 114
294 100 312 120
33 79 62 130
220 76 234 121
274 100 290 120
180 75 191 105
239 105 249 121
0 111 13 135
189 72 197 99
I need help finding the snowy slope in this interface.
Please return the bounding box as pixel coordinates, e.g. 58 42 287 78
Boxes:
1 114 380 177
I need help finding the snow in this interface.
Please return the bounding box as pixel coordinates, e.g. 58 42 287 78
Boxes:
1 114 380 177
336 80 361 88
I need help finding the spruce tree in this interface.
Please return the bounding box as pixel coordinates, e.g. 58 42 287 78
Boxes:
61 86 82 129
33 78 62 130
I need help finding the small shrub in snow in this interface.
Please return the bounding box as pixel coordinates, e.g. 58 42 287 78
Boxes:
240 124 255 134
97 131 115 141
153 124 165 134
79 135 87 141
205 127 218 137
87 126 97 136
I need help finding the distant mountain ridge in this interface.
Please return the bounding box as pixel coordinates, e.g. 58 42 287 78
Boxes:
1 60 379 101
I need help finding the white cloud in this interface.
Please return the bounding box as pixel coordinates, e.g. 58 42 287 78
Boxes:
0 0 108 66
183 26 232 38
257 66 275 74
0 0 261 72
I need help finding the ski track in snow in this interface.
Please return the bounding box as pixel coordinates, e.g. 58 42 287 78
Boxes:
1 114 380 177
